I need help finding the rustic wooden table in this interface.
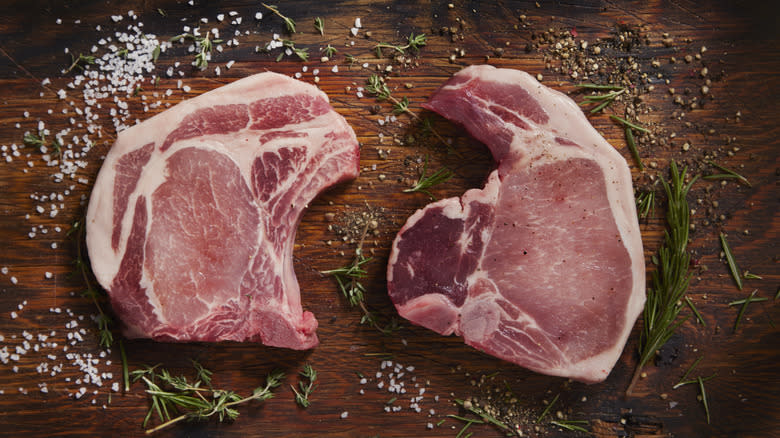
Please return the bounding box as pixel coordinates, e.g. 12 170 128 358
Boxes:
0 1 777 437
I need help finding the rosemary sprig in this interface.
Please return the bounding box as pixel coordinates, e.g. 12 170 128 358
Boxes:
697 376 710 424
728 294 768 306
551 420 590 433
453 399 511 433
291 364 317 408
536 393 559 423
364 74 453 153
673 372 716 390
577 84 626 113
627 162 697 396
610 114 650 134
313 17 324 36
447 414 483 438
374 33 427 57
262 3 296 33
71 219 114 348
64 53 96 74
732 289 763 332
684 297 706 326
703 161 751 187
635 189 655 219
403 155 453 200
719 232 743 290
132 363 284 434
323 44 337 58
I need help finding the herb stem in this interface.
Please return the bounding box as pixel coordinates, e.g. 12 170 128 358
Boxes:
697 376 710 424
535 393 559 423
674 356 703 388
262 3 296 33
684 297 706 326
703 161 751 187
624 125 644 170
719 232 743 290
610 115 650 133
120 340 130 392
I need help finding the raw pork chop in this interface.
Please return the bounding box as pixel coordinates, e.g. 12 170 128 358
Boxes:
87 72 359 349
387 65 644 382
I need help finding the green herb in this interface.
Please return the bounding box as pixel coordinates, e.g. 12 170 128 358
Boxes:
120 340 130 392
719 232 743 290
385 396 397 405
673 356 703 389
132 363 284 434
171 33 222 70
577 84 625 113
624 125 644 170
697 376 710 424
436 419 445 426
732 289 763 332
262 3 296 33
536 393 559 423
324 44 337 58
610 114 650 134
157 8 166 16
684 297 706 326
374 33 427 57
728 296 768 306
291 364 317 408
344 54 356 65
702 161 751 187
366 74 391 100
191 360 212 387
23 131 45 148
279 40 309 61
152 45 161 63
71 219 114 348
627 162 697 396
403 155 453 200
117 48 129 58
636 189 655 218
314 17 324 36
447 414 483 438
391 96 410 114
743 271 762 280
550 420 590 433
64 53 96 74
453 399 511 434
673 372 716 389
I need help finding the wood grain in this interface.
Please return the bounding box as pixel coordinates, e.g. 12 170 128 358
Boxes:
0 1 777 437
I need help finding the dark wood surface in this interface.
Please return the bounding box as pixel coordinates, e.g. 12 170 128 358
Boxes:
0 1 777 437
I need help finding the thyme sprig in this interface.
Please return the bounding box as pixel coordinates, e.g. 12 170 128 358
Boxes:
703 161 751 187
577 84 626 113
627 162 697 396
403 155 453 200
131 363 284 434
719 232 743 290
171 33 222 70
262 3 296 33
374 33 427 57
313 17 324 36
453 399 511 435
291 364 317 408
535 393 559 423
279 40 309 62
323 44 337 58
24 131 63 161
70 219 114 348
64 53 96 74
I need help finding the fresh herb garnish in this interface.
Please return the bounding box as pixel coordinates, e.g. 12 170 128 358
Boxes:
697 376 711 424
635 188 655 218
64 53 96 74
152 45 161 63
403 155 453 200
344 54 356 65
719 232 743 290
131 363 284 434
673 356 703 389
627 162 697 396
171 33 222 70
313 17 324 36
374 33 427 57
71 219 114 348
703 161 751 187
743 271 762 280
535 393 559 423
453 399 511 434
262 3 296 33
577 84 626 113
624 125 644 170
392 96 410 115
120 340 130 392
291 364 317 408
551 420 590 433
684 297 706 326
610 114 650 134
278 40 309 62
731 289 763 332
324 44 337 58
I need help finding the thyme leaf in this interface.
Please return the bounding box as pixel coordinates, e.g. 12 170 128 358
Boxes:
323 44 337 58
392 96 409 115
627 161 697 396
262 3 296 33
280 40 309 61
403 155 453 200
719 232 743 290
374 33 427 57
635 188 655 219
64 53 96 74
703 161 751 187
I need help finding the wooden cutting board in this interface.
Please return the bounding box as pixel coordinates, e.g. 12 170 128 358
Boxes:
0 1 777 437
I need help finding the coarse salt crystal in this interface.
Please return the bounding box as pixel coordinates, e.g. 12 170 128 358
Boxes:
355 18 362 28
340 411 348 419
226 60 235 69
255 12 263 20
10 277 18 285
350 27 358 36
182 85 191 93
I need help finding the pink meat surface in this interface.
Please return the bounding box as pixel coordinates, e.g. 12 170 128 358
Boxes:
87 72 359 349
387 65 645 382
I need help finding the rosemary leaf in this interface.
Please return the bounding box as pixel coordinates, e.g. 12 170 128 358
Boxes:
684 297 706 326
550 420 589 433
704 161 751 187
374 33 427 57
313 17 324 36
624 125 644 170
673 356 703 389
262 3 296 33
719 232 743 290
743 271 762 280
120 340 130 392
536 393 559 423
575 83 625 90
733 289 761 332
635 189 655 219
610 114 650 133
697 376 711 424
